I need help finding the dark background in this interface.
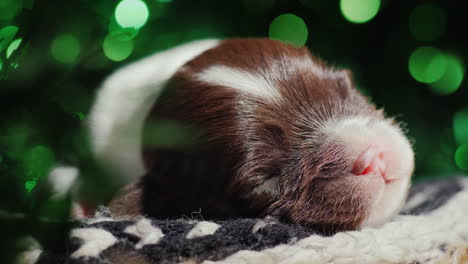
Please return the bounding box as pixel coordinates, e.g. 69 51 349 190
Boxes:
0 0 467 262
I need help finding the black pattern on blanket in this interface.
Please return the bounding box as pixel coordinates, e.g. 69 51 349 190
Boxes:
26 177 468 264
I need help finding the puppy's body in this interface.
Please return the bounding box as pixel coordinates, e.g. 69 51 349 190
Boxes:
91 39 414 233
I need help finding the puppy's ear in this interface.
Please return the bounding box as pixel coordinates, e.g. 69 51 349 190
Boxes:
336 70 354 90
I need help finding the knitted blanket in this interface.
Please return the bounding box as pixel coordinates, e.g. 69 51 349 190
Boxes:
20 176 468 264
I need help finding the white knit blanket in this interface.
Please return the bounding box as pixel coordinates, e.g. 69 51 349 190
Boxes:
18 176 468 264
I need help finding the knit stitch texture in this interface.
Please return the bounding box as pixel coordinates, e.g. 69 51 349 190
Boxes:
20 176 468 264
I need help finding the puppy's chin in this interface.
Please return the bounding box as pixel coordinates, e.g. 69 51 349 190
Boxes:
322 116 414 227
360 174 411 227
340 171 411 228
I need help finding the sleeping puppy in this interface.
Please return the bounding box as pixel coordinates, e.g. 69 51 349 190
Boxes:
85 38 414 233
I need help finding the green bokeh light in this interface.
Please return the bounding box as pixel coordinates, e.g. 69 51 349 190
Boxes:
115 0 149 29
408 46 447 83
409 3 446 42
0 59 3 71
6 38 22 59
0 25 19 54
103 33 134 61
269 14 308 47
51 34 81 64
108 21 139 40
340 0 381 24
22 145 55 180
454 109 468 145
455 144 468 170
25 178 37 193
429 54 464 95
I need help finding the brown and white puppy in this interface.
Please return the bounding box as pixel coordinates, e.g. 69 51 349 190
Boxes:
88 39 414 233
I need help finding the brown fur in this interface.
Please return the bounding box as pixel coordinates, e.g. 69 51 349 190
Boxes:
108 182 143 218
103 244 151 264
111 39 387 233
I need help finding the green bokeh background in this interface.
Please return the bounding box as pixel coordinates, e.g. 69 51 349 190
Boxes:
0 0 467 262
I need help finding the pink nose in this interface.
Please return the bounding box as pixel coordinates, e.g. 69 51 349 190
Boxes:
352 147 387 178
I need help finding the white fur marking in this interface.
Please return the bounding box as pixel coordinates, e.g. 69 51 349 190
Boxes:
124 218 165 248
71 203 87 219
88 39 220 184
196 65 280 100
17 249 42 264
71 228 117 258
186 221 220 239
48 166 79 198
16 237 42 264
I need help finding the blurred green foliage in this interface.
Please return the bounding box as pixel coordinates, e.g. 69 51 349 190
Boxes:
0 0 467 262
